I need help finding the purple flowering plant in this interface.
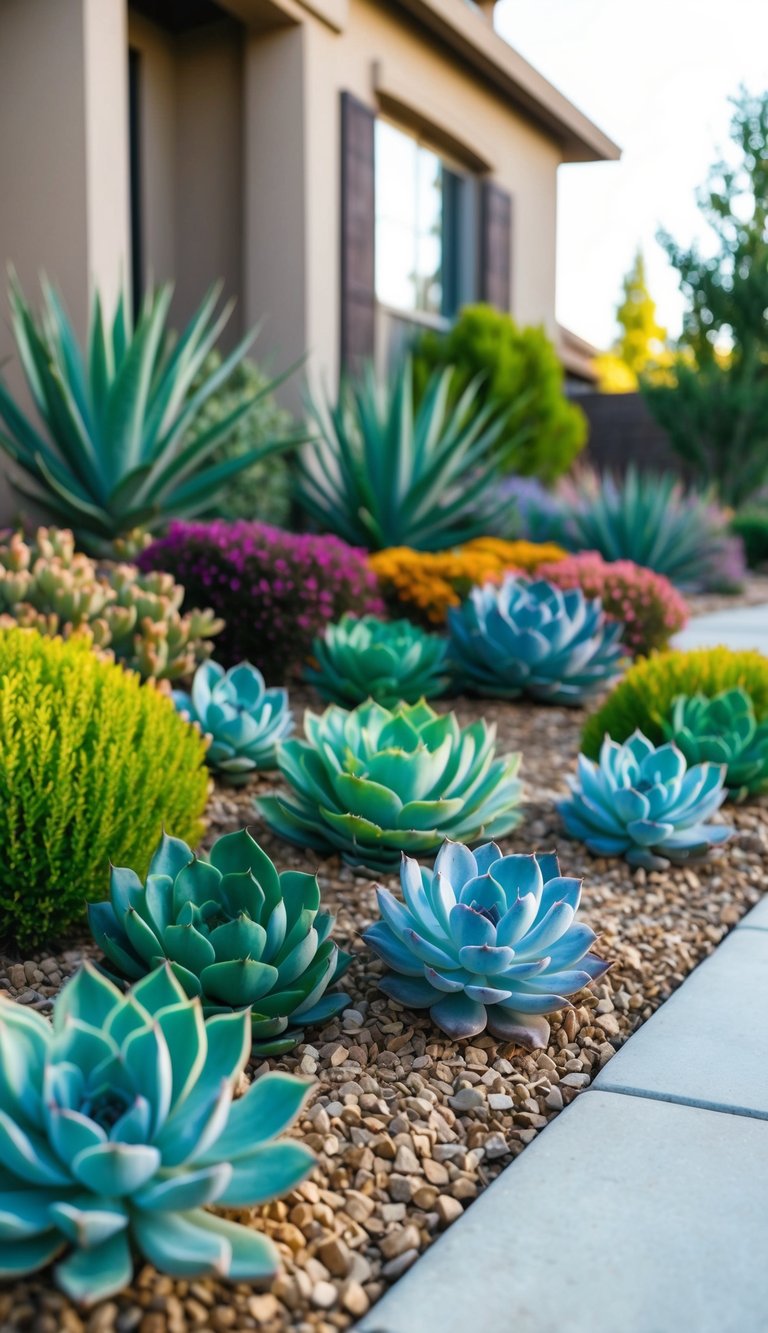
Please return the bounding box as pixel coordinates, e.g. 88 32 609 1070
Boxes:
139 520 383 682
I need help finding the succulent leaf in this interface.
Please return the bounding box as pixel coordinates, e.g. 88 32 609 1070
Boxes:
662 687 768 801
174 660 293 782
305 614 450 706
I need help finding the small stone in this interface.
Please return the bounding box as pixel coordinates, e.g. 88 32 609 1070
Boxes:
483 1132 509 1160
311 1280 338 1310
436 1194 464 1225
449 1087 484 1112
488 1093 514 1111
246 1295 281 1321
382 1248 419 1279
545 1086 564 1111
317 1236 351 1277
561 1072 590 1089
340 1279 370 1317
379 1224 421 1259
394 1143 421 1173
423 1157 450 1185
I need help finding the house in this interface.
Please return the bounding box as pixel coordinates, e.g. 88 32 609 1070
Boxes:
0 0 618 408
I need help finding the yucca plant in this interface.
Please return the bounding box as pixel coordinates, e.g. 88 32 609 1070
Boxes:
298 358 512 551
0 275 305 551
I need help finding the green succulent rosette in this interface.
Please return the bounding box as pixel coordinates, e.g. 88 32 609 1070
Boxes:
173 660 293 782
88 829 352 1055
0 963 314 1304
257 699 523 872
662 687 768 801
305 614 450 707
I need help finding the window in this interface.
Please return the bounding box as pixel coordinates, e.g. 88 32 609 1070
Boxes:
375 119 473 322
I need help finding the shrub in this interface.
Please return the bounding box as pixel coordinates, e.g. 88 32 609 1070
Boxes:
537 551 689 657
0 526 221 681
138 520 383 683
298 358 510 550
257 699 523 872
0 277 299 551
553 466 745 591
581 647 768 759
0 628 209 945
412 304 587 480
305 614 450 706
730 508 768 568
369 538 567 627
187 351 296 525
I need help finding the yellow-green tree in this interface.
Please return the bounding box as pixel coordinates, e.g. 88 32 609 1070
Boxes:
596 250 669 391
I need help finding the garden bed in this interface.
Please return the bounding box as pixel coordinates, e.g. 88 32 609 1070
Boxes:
1 689 766 1333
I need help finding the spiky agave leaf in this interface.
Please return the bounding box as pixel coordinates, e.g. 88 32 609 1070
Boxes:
0 962 314 1305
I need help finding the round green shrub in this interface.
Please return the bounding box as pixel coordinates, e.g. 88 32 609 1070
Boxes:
412 303 587 481
730 508 768 569
582 647 768 758
0 628 209 945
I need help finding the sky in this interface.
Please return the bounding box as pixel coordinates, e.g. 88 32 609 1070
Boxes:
495 0 768 351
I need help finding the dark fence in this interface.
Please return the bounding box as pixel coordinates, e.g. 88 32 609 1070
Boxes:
576 391 687 478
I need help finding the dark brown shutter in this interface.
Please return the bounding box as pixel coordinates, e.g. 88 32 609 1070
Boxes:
340 92 376 370
480 181 512 312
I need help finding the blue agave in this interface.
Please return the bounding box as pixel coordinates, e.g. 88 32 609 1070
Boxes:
173 660 293 781
364 841 609 1047
448 576 625 704
0 963 314 1305
559 730 732 869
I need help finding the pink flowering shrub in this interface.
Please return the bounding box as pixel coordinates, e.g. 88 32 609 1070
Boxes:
537 551 689 658
138 521 384 682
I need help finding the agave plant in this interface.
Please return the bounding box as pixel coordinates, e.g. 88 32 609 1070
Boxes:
0 962 314 1304
88 829 351 1055
173 661 293 780
364 841 609 1047
662 687 768 801
298 357 512 551
558 731 732 869
448 576 625 704
0 275 305 551
257 699 522 872
305 614 450 706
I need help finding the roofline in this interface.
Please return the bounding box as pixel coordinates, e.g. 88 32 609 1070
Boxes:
392 0 621 163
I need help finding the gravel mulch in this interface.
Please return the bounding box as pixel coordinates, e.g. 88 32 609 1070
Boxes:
686 572 768 618
1 690 767 1333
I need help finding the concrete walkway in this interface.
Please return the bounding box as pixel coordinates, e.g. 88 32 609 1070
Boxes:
357 608 768 1333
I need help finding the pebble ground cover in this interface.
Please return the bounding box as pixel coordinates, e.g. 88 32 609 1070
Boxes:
2 652 766 1333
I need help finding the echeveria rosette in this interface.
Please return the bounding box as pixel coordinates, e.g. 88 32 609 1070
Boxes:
88 829 351 1056
662 688 768 802
305 614 450 707
173 660 293 782
364 841 609 1047
558 731 732 869
448 576 626 704
257 699 523 872
0 963 314 1305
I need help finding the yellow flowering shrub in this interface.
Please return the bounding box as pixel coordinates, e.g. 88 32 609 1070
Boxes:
369 539 567 626
0 629 210 945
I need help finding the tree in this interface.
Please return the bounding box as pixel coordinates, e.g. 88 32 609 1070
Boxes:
642 87 768 507
596 250 669 392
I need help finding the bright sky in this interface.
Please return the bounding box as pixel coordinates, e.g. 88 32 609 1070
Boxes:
495 0 768 351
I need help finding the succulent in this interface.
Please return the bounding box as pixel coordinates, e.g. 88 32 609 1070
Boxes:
173 661 293 781
364 841 609 1047
0 962 314 1304
662 688 768 801
0 527 221 681
305 615 450 707
558 731 732 869
258 700 523 872
88 829 352 1056
448 576 626 704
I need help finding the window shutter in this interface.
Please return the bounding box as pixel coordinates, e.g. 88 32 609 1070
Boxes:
480 181 512 312
340 92 376 370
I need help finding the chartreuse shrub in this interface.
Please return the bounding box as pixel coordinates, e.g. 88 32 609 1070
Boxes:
0 277 302 552
305 615 450 706
173 661 293 781
0 962 314 1304
258 699 522 872
582 648 768 758
369 539 567 627
559 732 731 869
89 828 351 1055
0 526 221 681
365 841 609 1047
412 304 587 480
662 689 768 801
0 629 209 945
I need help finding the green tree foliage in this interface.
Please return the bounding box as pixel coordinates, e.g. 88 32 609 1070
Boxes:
642 88 768 507
412 304 587 481
596 250 669 390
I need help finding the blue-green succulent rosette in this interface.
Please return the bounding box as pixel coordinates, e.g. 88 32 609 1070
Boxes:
559 730 732 869
305 614 450 707
173 660 293 782
0 963 314 1305
365 840 609 1048
662 687 768 801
